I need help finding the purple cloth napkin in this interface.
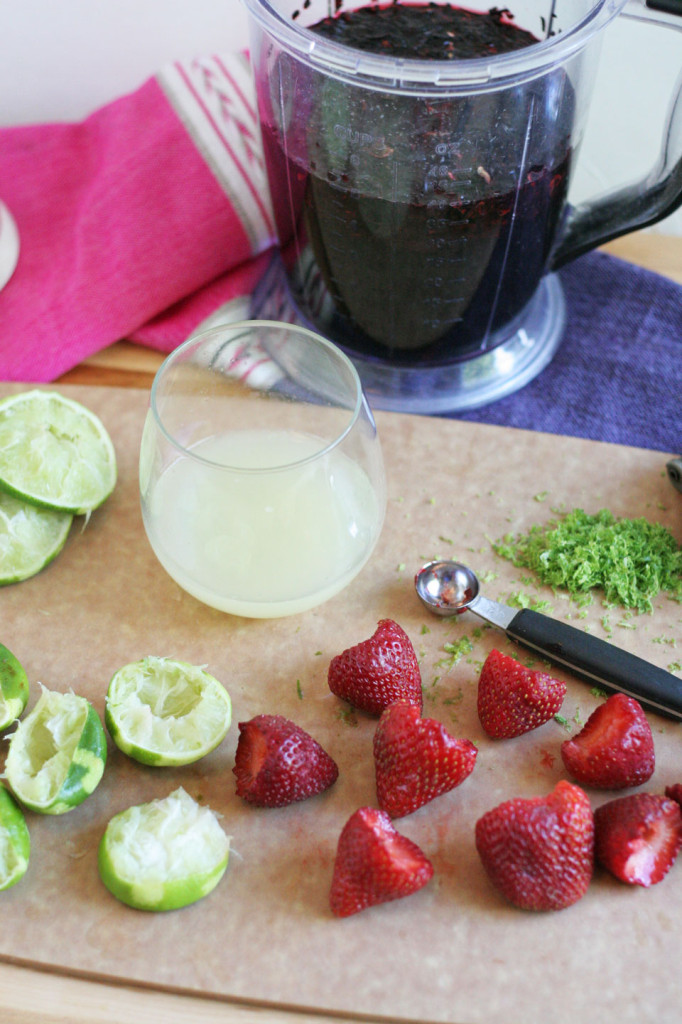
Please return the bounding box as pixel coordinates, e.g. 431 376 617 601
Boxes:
454 251 682 455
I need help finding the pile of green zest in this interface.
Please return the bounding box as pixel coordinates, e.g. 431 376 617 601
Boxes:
493 508 682 613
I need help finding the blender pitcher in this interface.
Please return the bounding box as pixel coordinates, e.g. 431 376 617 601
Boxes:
242 0 682 412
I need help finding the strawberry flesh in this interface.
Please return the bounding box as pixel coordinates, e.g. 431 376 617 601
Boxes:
373 701 477 818
561 693 655 789
594 792 682 886
329 806 434 917
328 619 422 716
233 714 339 807
477 648 566 739
475 780 594 911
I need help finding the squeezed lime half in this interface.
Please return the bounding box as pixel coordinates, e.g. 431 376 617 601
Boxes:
105 657 232 767
98 787 229 911
0 643 29 730
5 688 107 814
0 490 72 585
0 784 30 890
0 390 116 514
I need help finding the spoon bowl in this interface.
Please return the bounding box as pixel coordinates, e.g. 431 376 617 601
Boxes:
414 560 480 616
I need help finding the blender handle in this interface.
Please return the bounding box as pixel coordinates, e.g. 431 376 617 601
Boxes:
550 0 682 268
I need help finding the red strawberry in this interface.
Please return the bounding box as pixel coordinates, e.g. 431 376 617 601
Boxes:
373 701 477 818
329 806 434 917
594 793 682 886
233 714 338 807
665 783 682 807
328 619 422 716
561 693 655 789
477 648 566 739
475 780 594 911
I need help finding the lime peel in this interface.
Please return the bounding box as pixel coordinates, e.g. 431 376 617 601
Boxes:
98 787 229 911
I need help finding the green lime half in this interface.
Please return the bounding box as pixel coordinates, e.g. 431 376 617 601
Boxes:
0 643 29 730
5 687 107 814
0 389 117 514
98 787 229 911
105 657 232 767
0 490 72 585
0 784 30 890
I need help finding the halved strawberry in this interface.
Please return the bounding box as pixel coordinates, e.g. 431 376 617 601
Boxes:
475 780 594 911
373 701 477 818
477 648 566 739
233 714 338 807
594 793 682 886
329 806 434 917
561 693 655 789
328 619 422 716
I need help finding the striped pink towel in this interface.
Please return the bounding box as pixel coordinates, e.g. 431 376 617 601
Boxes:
0 54 276 382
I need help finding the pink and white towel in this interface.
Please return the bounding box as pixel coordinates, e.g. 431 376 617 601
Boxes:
0 53 277 382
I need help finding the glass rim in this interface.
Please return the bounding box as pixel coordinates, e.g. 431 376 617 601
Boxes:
242 0 627 90
149 319 368 472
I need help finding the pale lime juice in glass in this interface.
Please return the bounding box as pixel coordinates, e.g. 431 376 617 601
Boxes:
140 321 386 618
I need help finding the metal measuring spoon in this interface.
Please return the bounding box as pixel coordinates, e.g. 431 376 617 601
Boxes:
415 559 682 721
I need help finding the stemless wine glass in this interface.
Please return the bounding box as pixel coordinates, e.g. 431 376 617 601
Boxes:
139 320 386 618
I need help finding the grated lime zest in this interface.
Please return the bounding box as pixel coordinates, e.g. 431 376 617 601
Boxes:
493 508 682 613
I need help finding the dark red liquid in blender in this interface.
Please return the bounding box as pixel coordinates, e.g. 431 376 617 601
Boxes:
260 3 573 365
306 3 541 56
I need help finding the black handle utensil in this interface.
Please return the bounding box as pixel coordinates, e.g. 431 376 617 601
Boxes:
415 559 682 720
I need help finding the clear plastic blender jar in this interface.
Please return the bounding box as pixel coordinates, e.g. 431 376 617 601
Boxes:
243 0 682 411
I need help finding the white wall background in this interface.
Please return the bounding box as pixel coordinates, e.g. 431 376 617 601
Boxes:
0 0 680 234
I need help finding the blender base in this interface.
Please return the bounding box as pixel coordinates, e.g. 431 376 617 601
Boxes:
250 255 566 415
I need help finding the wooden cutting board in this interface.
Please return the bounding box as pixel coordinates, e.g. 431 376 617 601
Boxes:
0 382 680 1024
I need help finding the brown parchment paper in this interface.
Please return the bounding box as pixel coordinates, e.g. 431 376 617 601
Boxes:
0 383 680 1024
